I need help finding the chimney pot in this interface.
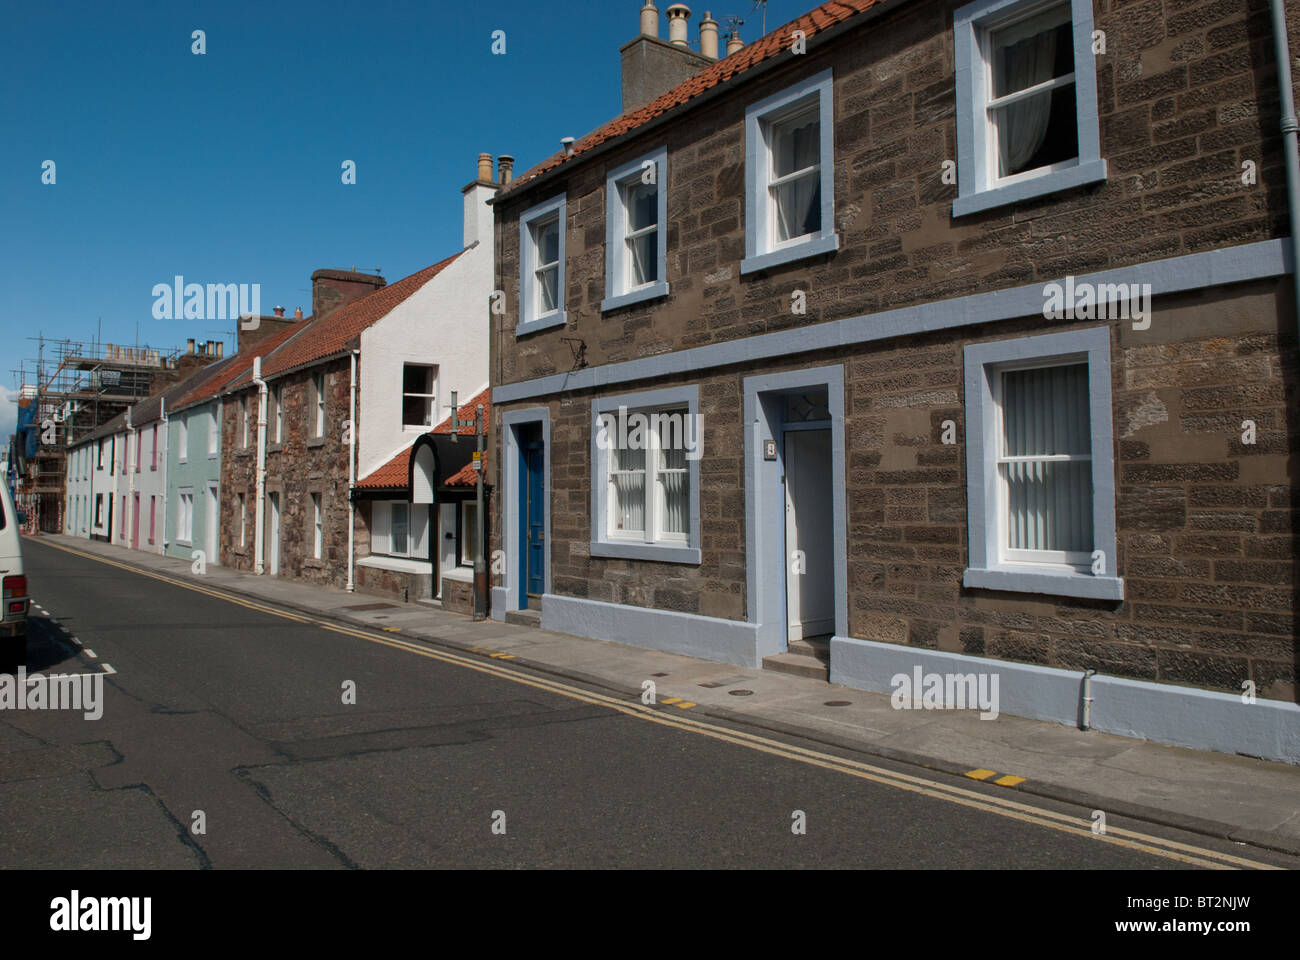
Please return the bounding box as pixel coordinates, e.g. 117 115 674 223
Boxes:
294 307 303 319
640 0 659 37
477 152 493 182
216 341 224 357
727 29 743 56
666 3 691 46
274 305 285 317
186 339 195 354
561 137 576 157
498 155 514 185
700 11 718 59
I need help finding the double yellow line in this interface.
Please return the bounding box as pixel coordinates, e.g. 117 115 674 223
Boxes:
38 538 1283 870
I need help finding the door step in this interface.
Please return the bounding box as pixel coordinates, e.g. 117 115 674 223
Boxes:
505 608 542 628
762 637 831 681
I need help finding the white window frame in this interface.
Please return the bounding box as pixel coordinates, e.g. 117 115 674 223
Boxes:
312 372 326 437
952 0 1106 217
401 363 438 429
742 68 839 275
590 386 701 565
602 147 670 312
208 408 219 456
963 326 1121 600
177 488 194 545
239 492 247 547
371 500 429 559
311 492 323 559
271 384 282 444
517 194 567 334
177 417 188 463
240 394 250 448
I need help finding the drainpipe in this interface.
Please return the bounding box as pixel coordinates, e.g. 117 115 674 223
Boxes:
346 349 358 592
253 357 268 575
125 409 135 547
160 397 168 550
1079 668 1098 731
1269 0 1300 331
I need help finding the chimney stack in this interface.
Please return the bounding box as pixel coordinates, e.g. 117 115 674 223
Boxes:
311 268 386 323
621 2 713 111
186 338 195 354
640 0 659 37
463 152 498 248
477 152 493 182
666 3 691 46
700 11 718 59
498 155 514 185
274 305 285 317
216 341 224 357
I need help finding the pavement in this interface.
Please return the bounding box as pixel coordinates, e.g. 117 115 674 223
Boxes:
32 532 1300 858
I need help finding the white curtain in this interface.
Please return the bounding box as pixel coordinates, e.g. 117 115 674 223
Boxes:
611 444 646 534
996 28 1057 176
658 428 687 536
1002 365 1091 553
773 114 821 240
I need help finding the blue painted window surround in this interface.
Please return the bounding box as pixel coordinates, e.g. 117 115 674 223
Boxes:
952 0 1107 217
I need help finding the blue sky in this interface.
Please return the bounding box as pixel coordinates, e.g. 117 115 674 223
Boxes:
0 0 810 432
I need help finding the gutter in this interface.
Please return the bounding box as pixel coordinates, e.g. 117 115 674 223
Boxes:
489 0 902 207
253 356 268 575
347 349 358 592
1270 0 1300 331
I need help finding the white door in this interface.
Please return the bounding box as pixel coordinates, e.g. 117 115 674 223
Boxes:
268 493 280 575
784 429 835 642
206 482 219 564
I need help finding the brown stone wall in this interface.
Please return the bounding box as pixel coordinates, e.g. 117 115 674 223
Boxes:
218 358 354 587
492 278 1298 702
492 0 1296 387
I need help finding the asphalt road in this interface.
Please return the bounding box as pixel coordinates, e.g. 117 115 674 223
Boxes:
3 537 1294 870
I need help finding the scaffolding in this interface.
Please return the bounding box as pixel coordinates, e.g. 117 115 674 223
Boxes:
9 334 195 534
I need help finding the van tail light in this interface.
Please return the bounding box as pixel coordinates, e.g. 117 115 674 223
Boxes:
2 576 27 615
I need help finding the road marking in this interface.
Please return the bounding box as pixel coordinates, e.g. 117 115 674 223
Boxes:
37 538 1283 870
101 664 117 674
82 649 97 659
382 627 401 633
662 697 683 704
965 769 997 781
676 701 696 709
995 775 1027 787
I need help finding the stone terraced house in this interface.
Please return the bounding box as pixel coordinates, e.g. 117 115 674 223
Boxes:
487 0 1300 761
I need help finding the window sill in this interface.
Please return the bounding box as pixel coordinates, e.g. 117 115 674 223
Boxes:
953 159 1108 218
516 311 567 337
601 281 669 314
267 443 283 454
358 555 430 574
741 233 839 275
963 565 1123 601
306 436 326 449
443 566 474 583
590 540 701 564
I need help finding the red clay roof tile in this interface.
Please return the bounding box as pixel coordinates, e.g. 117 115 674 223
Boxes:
501 0 878 196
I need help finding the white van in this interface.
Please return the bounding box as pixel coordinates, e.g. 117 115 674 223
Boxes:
0 480 28 670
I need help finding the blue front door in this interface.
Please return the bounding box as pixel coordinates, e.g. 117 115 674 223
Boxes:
522 429 545 606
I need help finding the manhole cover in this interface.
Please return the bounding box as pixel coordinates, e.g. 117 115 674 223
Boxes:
729 689 754 697
824 700 852 707
343 602 397 611
698 681 723 688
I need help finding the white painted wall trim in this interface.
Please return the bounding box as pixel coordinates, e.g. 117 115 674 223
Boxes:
494 238 1293 404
